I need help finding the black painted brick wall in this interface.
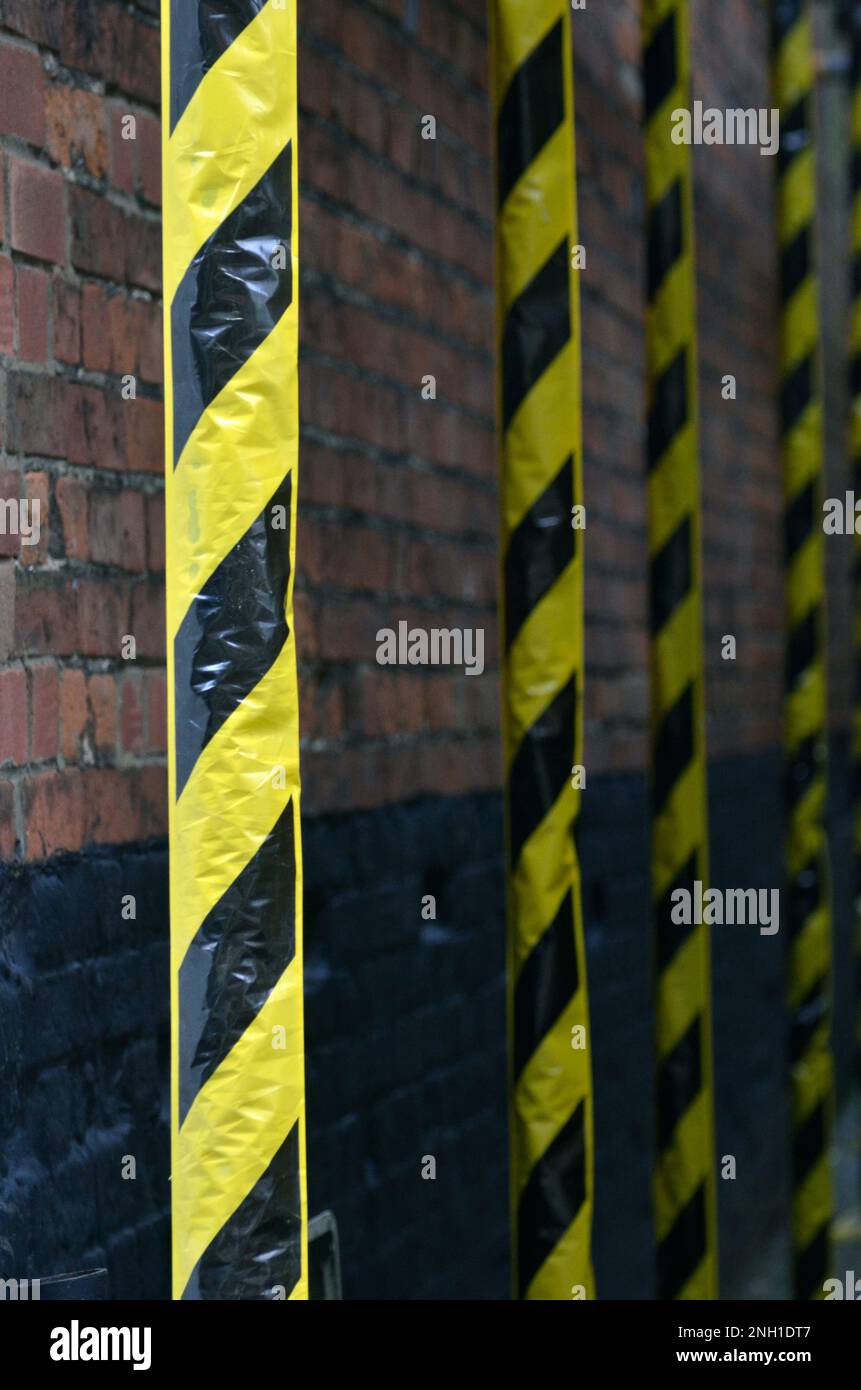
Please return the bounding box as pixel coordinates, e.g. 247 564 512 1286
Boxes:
0 742 855 1298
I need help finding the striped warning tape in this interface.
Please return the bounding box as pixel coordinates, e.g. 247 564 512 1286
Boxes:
771 0 834 1301
162 0 307 1300
490 0 595 1300
643 0 718 1300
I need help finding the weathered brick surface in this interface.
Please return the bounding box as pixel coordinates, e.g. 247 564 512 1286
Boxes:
0 1 164 860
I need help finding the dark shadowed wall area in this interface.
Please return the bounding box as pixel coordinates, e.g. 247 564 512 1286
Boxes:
0 0 855 1300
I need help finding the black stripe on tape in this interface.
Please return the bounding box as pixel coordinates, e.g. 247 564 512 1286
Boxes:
504 456 574 649
647 350 688 472
652 682 694 818
793 1101 825 1186
174 473 293 798
787 855 823 939
781 226 810 302
787 607 817 689
650 516 691 637
182 1123 302 1300
497 19 564 210
657 1017 701 1153
513 889 578 1079
170 0 268 134
517 1100 586 1297
644 9 678 123
795 1223 828 1300
648 179 683 300
784 479 815 562
655 852 698 973
508 676 576 868
178 799 296 1126
171 140 293 468
502 239 570 430
790 976 828 1067
657 1180 706 1300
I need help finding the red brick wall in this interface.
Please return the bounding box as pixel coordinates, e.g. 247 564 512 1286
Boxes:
0 0 165 860
0 0 853 857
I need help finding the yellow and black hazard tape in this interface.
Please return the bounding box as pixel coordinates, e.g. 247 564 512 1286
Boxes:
490 0 595 1300
643 0 718 1300
849 2 861 1111
771 0 834 1301
162 0 307 1300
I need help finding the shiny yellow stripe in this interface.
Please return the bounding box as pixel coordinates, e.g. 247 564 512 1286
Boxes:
164 2 297 305
502 346 577 535
506 565 579 756
648 424 698 552
173 954 305 1295
655 929 707 1059
510 804 578 968
774 14 813 108
653 1090 709 1242
171 642 301 966
652 760 704 900
789 912 831 1008
777 149 815 247
646 255 695 381
653 597 698 714
514 995 589 1189
167 306 299 637
526 1208 594 1300
781 277 818 376
497 123 569 317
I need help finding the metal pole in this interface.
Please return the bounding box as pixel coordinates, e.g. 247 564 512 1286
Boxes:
162 0 307 1300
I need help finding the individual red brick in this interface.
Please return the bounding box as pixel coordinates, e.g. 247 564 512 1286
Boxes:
146 671 167 753
17 265 48 363
120 672 145 754
70 185 126 279
30 661 59 761
60 667 87 761
9 157 66 265
82 765 167 848
129 580 165 660
0 470 21 559
76 578 132 657
21 471 49 567
110 105 136 194
138 111 161 205
45 84 108 177
14 573 79 655
123 397 164 475
0 783 16 859
146 493 165 573
0 41 45 144
81 283 111 372
56 476 89 562
89 489 146 572
87 673 116 756
23 767 87 857
0 254 14 355
52 276 81 363
0 665 28 765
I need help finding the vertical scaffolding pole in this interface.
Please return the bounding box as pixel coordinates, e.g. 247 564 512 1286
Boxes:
643 0 718 1299
162 0 307 1299
771 0 834 1301
489 0 595 1300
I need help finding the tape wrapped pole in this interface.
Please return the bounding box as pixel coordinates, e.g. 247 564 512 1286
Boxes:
489 0 595 1300
771 0 834 1300
161 1 307 1300
849 2 861 1104
643 0 718 1300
